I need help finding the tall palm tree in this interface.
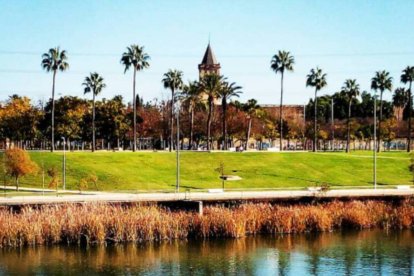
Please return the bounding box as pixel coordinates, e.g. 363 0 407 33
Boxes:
341 79 360 153
41 47 69 152
371 70 393 152
271 50 295 151
306 68 327 152
401 66 414 152
121 44 150 152
182 81 201 150
241 99 261 149
200 74 225 150
83 72 106 152
217 81 242 150
393 87 408 140
393 88 408 121
162 69 184 152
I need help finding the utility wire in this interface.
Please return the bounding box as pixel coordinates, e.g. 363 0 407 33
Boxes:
1 50 414 58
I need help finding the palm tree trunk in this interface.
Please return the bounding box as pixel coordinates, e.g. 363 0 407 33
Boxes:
92 92 96 152
246 117 252 149
313 88 318 152
189 107 194 150
132 68 137 152
170 88 175 152
408 81 412 152
222 100 227 150
207 97 213 150
51 70 56 152
279 71 284 151
378 90 383 152
346 101 351 153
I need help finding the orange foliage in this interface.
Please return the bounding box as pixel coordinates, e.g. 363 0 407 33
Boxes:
4 148 38 189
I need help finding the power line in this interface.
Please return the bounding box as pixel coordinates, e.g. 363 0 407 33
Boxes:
1 50 414 58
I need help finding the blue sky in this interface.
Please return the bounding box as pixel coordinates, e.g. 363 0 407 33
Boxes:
0 0 413 105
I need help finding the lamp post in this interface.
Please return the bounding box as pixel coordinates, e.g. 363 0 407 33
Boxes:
331 98 335 151
175 100 181 193
373 93 377 189
62 137 66 191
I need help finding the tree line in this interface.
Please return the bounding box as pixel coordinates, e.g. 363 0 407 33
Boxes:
1 46 413 152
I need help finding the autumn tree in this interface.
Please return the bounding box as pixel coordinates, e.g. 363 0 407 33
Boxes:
0 95 42 148
4 148 38 191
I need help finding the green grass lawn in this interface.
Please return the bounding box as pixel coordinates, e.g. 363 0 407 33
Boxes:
0 151 411 192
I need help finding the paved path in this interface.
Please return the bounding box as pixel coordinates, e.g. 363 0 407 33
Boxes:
0 188 413 206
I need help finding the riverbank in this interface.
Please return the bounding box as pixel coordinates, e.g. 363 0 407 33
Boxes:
1 199 413 247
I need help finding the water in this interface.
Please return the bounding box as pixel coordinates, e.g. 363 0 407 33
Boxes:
0 230 413 275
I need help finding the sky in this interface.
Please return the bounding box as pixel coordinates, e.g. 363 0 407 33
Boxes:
0 0 413 106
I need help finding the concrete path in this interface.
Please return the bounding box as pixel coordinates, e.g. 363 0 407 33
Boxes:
0 188 414 206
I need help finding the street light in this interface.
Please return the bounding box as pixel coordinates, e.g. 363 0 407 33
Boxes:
175 100 181 193
373 93 377 189
61 137 66 191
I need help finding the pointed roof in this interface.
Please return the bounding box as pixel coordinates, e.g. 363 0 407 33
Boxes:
201 43 218 65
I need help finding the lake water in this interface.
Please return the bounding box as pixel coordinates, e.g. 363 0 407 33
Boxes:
0 230 413 275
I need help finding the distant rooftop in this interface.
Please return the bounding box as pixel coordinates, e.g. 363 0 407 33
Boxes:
260 104 305 108
200 43 219 65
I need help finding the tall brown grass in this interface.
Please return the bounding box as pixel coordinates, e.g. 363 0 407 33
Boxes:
1 199 414 247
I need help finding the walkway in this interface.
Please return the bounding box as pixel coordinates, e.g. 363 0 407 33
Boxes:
0 188 413 206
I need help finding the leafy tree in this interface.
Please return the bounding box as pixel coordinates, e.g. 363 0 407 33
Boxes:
371 70 393 152
0 95 42 147
217 81 242 150
271 50 295 151
200 74 225 150
182 81 201 150
401 66 414 152
162 69 184 151
121 44 150 151
95 96 130 149
306 68 327 152
41 47 69 152
42 96 88 146
4 148 38 191
83 72 106 152
341 79 360 153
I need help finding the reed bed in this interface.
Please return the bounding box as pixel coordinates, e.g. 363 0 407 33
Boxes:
0 200 414 247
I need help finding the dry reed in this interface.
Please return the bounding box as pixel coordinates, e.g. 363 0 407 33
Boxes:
1 199 414 247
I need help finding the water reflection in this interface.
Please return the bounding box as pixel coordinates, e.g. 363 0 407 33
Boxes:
0 230 413 275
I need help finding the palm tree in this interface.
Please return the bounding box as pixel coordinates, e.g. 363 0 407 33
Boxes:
271 50 295 151
217 81 242 150
393 88 408 121
182 81 201 150
162 69 184 152
341 79 360 153
401 66 414 152
83 72 106 152
200 74 225 150
121 44 150 152
371 70 393 152
306 68 327 152
41 47 69 152
393 87 408 140
241 99 261 149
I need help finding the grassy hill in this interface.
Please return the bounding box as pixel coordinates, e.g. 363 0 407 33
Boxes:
0 151 411 192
